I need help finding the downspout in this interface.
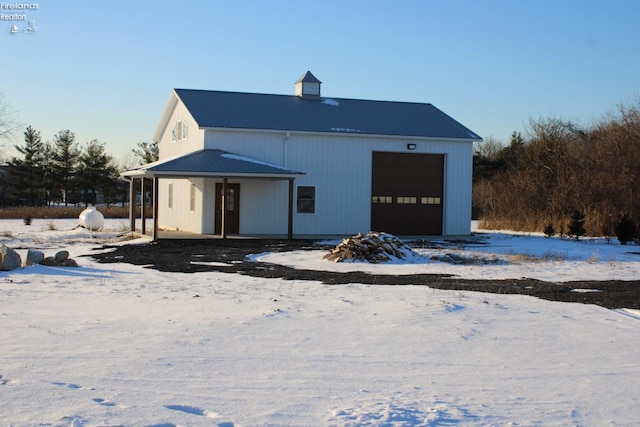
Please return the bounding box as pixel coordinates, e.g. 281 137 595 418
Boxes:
283 132 290 167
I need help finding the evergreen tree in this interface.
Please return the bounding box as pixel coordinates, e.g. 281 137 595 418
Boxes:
568 210 586 240
77 139 124 206
497 131 525 169
132 141 159 165
543 223 556 238
41 142 56 205
101 161 125 206
615 214 637 245
7 126 45 205
51 130 80 206
77 139 112 205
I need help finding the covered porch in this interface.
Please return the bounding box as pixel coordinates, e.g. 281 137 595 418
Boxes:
121 149 305 240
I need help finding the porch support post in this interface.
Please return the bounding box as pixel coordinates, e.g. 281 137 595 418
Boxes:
141 178 146 235
129 177 136 233
221 177 228 239
288 179 294 240
152 176 159 241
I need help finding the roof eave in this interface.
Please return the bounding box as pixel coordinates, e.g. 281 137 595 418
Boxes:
199 126 482 142
152 90 180 142
121 170 305 179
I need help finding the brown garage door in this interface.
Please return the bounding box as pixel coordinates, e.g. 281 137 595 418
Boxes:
371 151 444 235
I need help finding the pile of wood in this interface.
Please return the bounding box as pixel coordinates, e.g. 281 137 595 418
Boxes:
323 232 417 263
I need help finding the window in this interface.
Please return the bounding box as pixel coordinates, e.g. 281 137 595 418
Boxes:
189 183 196 211
397 196 417 204
297 186 315 213
168 183 173 208
226 187 236 211
181 121 188 139
372 196 393 204
421 197 441 205
171 120 188 141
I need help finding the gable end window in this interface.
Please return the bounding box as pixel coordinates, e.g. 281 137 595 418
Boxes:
171 120 189 142
296 186 315 213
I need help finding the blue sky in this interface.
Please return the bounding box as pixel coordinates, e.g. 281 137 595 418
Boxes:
2 0 639 161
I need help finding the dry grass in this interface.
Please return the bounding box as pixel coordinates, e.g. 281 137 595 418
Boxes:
0 206 148 219
510 253 540 263
509 251 566 263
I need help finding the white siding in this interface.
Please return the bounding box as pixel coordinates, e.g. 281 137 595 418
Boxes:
157 100 204 160
199 178 290 235
157 177 204 233
202 178 217 234
203 129 473 236
155 96 207 234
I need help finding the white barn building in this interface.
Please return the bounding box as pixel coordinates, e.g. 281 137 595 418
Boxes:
122 71 482 239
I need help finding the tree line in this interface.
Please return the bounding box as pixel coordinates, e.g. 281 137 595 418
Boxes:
473 99 640 241
1 126 158 207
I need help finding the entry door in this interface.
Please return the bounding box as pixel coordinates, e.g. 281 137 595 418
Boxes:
215 183 240 235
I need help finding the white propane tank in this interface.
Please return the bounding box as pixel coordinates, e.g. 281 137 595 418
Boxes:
79 205 104 231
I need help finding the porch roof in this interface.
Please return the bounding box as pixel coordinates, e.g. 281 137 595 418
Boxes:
121 149 305 179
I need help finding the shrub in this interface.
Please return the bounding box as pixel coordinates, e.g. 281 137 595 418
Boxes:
568 210 586 240
615 214 637 245
23 215 32 226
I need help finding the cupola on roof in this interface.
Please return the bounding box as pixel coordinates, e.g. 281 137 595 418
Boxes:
295 71 321 97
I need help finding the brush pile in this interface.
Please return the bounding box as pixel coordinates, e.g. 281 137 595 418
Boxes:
323 232 420 263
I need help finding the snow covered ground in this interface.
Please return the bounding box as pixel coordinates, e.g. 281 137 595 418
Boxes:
1 219 640 426
255 229 640 282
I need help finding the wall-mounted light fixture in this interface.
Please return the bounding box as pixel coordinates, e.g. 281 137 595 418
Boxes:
407 143 416 150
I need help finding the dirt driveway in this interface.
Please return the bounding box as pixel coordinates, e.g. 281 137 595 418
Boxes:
88 239 640 310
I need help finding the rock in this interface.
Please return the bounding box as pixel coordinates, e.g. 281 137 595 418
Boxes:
54 250 70 262
26 249 45 266
41 256 59 266
61 258 78 267
447 253 467 263
0 245 22 271
31 250 80 268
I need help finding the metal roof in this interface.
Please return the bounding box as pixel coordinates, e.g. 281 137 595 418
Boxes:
173 89 482 140
121 149 305 179
295 70 321 84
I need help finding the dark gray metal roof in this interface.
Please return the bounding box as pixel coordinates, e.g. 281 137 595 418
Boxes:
121 149 304 178
174 89 481 140
296 70 321 84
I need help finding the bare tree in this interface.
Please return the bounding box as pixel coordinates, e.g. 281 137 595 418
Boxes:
475 99 640 236
474 135 503 161
0 93 20 144
118 151 139 172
